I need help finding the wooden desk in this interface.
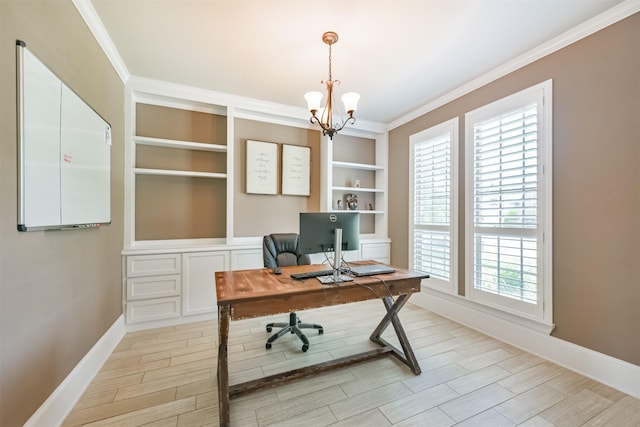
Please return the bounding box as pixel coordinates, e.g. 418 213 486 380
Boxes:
215 261 429 426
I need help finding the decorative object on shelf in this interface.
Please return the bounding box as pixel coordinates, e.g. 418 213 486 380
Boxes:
336 200 342 210
368 203 374 210
345 193 358 210
304 31 360 140
246 140 278 195
281 144 311 196
354 179 360 188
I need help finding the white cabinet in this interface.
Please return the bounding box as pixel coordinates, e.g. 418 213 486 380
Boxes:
125 253 182 324
124 248 258 327
361 241 391 264
231 248 263 270
182 251 229 316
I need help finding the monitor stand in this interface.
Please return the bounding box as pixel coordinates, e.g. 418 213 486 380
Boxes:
316 228 353 284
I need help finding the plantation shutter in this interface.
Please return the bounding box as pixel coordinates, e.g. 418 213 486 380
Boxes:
413 134 451 280
471 102 538 304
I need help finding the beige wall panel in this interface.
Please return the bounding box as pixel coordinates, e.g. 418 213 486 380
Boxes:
389 14 640 365
135 176 226 240
136 103 227 144
332 134 376 164
234 119 321 237
0 1 125 425
136 145 226 173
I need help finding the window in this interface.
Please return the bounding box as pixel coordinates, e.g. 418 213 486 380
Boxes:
465 80 552 323
410 118 458 293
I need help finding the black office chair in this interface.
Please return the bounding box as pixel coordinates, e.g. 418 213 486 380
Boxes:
263 233 323 352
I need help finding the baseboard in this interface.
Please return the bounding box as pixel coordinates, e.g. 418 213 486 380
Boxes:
410 290 640 399
24 315 126 427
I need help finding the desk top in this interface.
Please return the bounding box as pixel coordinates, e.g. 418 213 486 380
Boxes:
215 260 429 319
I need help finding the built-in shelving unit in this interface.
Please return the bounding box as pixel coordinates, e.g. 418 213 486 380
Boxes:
322 133 388 239
122 78 390 329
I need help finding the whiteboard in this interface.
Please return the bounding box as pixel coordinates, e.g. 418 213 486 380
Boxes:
17 41 111 231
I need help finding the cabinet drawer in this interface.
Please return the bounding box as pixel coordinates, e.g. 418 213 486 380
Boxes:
126 275 181 300
361 243 390 260
127 254 181 277
126 297 181 324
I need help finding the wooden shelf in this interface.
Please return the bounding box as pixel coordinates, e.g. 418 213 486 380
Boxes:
134 136 227 152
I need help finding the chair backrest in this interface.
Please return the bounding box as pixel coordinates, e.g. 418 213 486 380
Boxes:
263 233 311 268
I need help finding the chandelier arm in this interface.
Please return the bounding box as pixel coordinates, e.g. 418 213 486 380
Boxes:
333 115 356 134
309 114 330 132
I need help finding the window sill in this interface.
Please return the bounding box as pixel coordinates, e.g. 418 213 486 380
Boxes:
419 284 555 335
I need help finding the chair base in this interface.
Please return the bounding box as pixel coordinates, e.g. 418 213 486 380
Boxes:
265 312 323 352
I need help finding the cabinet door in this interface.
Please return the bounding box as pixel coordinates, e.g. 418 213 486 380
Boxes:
231 248 263 270
361 242 391 264
182 251 229 316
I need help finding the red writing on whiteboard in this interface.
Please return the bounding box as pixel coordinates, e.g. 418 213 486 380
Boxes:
63 154 72 163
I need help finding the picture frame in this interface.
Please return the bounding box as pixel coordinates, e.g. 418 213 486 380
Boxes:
281 144 311 196
246 140 278 195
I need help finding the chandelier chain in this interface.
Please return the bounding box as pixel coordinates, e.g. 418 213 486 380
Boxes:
328 43 333 82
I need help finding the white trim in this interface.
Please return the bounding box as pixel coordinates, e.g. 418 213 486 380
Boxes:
24 315 126 427
388 0 640 130
72 0 130 83
126 76 386 135
464 80 553 323
411 290 640 399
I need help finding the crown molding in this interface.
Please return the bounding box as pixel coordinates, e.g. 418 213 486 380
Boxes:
388 0 640 130
72 0 130 83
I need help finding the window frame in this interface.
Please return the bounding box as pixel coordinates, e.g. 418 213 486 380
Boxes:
464 80 553 325
409 117 459 294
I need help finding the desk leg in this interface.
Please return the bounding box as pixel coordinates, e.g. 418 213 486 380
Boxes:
369 295 422 375
217 305 231 427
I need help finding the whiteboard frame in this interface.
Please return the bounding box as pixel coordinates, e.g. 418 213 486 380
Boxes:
16 40 112 231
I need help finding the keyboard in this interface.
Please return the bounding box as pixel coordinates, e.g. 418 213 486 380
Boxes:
290 269 335 280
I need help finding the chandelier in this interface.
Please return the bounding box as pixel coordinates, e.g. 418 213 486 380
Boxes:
304 31 360 140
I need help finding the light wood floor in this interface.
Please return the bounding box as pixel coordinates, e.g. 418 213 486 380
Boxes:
64 300 639 426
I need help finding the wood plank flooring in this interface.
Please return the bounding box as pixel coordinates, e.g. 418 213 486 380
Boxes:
63 300 640 426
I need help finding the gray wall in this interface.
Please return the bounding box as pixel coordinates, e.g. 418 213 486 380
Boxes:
0 1 124 425
389 14 640 366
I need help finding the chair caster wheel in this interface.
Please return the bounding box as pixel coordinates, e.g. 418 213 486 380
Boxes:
266 343 272 350
302 344 309 352
266 326 272 332
319 329 324 335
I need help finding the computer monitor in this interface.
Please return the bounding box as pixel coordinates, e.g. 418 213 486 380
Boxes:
299 212 359 283
299 211 360 255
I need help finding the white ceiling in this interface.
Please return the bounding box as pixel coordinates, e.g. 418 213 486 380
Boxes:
89 0 625 125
